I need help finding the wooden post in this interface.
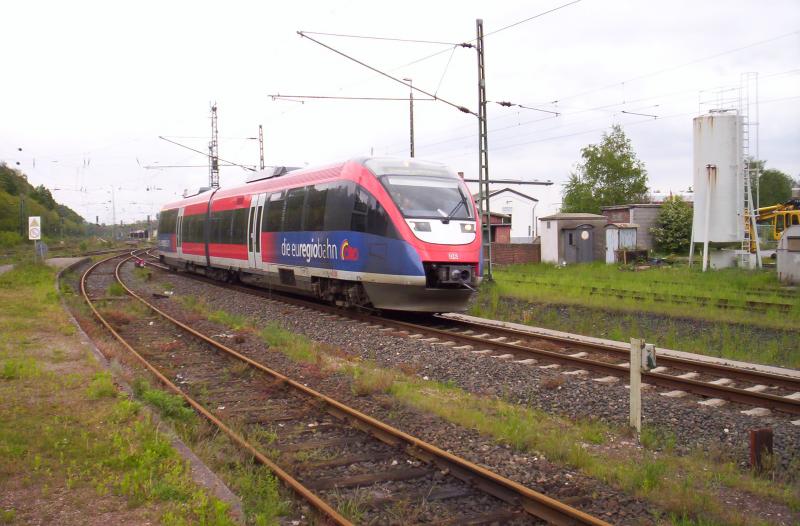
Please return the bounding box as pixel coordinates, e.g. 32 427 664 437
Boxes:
749 428 773 472
630 338 644 433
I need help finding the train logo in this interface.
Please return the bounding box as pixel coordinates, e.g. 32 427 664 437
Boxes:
341 239 359 261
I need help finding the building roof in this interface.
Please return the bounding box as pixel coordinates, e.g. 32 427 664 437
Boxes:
472 187 539 203
601 203 663 211
604 222 639 229
539 212 607 221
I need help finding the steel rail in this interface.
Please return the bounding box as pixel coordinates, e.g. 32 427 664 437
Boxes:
436 315 800 391
378 318 800 415
124 253 610 526
139 251 800 414
81 253 354 526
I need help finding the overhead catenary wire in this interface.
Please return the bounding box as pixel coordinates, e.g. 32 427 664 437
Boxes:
269 94 435 102
158 136 256 172
297 31 476 116
536 29 800 106
298 30 473 48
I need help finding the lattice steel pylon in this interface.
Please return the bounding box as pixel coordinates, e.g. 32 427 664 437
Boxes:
739 73 762 268
476 18 492 280
209 103 220 188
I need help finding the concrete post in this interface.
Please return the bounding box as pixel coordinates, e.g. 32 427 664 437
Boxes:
630 338 644 433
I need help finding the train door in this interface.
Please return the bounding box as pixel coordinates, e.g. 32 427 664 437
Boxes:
247 193 266 270
176 207 185 258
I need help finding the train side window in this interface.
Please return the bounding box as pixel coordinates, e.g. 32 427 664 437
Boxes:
304 184 329 232
351 187 369 232
284 187 306 231
230 208 249 244
265 192 285 232
324 182 355 231
208 211 223 243
158 209 178 234
777 214 786 233
366 197 396 238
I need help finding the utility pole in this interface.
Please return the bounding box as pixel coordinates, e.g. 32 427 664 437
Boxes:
402 78 415 157
258 124 265 170
209 103 220 188
111 186 117 242
476 19 492 280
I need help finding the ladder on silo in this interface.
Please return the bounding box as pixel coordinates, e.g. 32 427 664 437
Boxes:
739 72 762 268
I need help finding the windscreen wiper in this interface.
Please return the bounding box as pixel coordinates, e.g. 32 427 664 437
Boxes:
442 195 468 223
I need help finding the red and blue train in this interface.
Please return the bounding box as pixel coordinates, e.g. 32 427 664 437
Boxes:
157 157 481 312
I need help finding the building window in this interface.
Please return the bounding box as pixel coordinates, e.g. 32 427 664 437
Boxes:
547 221 551 229
528 225 531 236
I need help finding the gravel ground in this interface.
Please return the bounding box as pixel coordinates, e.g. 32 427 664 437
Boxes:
129 263 800 524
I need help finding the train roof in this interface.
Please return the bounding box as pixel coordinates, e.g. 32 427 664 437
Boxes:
160 157 458 211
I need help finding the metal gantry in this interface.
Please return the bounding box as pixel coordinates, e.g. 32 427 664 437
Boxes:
209 103 220 188
258 124 265 171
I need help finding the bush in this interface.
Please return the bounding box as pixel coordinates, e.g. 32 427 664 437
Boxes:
651 196 692 254
0 232 22 249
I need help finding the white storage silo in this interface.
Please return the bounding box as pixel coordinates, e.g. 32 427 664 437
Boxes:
692 111 744 243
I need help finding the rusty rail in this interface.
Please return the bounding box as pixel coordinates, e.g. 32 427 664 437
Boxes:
91 252 611 526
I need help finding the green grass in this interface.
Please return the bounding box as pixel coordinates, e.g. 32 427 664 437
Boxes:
86 371 117 399
471 262 800 368
488 262 798 328
106 281 126 297
0 262 237 525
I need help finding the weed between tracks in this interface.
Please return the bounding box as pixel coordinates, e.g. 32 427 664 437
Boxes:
0 263 236 525
182 294 799 526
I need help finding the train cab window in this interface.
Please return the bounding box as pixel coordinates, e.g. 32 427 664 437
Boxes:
264 192 285 232
324 182 355 231
379 175 472 220
284 187 306 231
304 184 329 232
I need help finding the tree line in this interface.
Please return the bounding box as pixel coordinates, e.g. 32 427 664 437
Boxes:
0 163 86 247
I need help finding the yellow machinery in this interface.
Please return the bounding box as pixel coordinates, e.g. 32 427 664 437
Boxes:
747 197 800 251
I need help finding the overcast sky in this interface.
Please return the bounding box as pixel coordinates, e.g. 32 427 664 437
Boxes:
1 0 798 224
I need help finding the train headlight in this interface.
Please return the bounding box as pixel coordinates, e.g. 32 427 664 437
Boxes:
413 222 431 232
460 223 475 233
450 268 470 281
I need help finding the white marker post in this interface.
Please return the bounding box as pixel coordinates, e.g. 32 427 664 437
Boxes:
630 339 657 435
28 216 42 262
629 338 644 433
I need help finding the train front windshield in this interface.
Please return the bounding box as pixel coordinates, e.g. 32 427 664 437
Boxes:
381 175 473 220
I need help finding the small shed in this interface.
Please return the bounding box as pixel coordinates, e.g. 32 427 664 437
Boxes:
539 213 608 264
777 225 800 284
604 223 638 263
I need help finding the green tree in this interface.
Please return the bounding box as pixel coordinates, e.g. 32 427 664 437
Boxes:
651 196 692 254
757 168 793 206
561 124 649 214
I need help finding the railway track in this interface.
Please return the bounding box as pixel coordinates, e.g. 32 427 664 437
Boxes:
139 250 800 418
82 251 610 525
498 277 797 314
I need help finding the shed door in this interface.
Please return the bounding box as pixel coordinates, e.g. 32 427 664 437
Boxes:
605 228 618 264
576 226 594 263
562 229 577 264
